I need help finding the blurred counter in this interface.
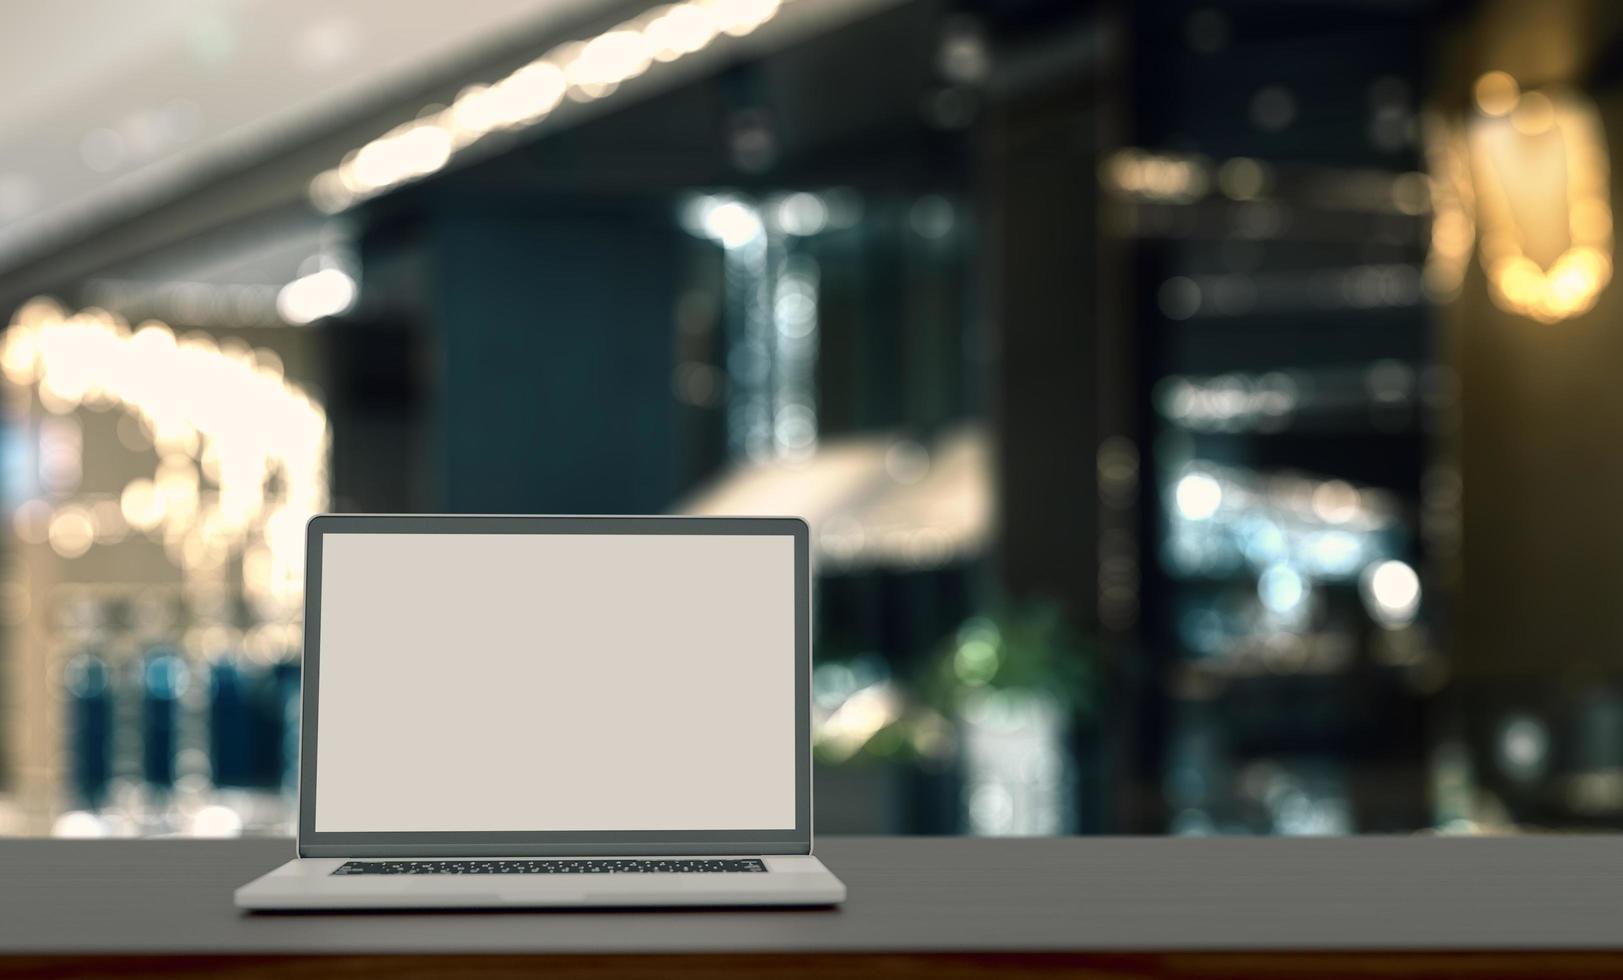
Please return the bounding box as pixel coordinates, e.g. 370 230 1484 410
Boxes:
1 836 1623 976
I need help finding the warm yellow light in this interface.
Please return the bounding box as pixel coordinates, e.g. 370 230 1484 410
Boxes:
342 121 454 194
1432 211 1472 254
1543 247 1610 317
1491 256 1542 307
1572 197 1613 240
91 500 127 544
275 268 356 326
8 300 330 608
1466 87 1613 322
1428 113 1480 300
488 61 567 126
309 0 792 209
705 0 782 37
1099 149 1209 203
12 499 50 545
1474 71 1520 117
643 3 717 60
565 30 652 99
1510 91 1555 136
47 506 96 559
0 323 40 385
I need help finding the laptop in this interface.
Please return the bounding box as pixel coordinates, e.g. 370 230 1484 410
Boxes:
236 514 846 909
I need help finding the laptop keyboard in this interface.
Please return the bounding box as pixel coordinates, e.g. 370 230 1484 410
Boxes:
332 858 768 876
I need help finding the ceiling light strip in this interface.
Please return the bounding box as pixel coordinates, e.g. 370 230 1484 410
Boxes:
308 0 792 213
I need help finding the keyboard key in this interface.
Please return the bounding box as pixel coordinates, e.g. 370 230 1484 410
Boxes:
332 858 767 875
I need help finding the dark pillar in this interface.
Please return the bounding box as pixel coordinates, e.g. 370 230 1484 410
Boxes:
429 208 681 515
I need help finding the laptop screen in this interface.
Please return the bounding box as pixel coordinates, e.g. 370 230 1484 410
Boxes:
311 531 798 833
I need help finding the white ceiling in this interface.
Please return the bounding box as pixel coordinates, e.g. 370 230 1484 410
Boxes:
0 0 613 270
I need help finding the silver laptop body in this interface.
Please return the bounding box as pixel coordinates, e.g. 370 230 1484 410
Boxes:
236 514 845 909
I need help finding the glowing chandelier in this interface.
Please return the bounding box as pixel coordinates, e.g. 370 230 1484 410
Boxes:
1427 70 1613 324
2 298 329 616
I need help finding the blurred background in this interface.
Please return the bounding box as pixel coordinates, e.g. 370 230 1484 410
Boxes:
0 0 1619 839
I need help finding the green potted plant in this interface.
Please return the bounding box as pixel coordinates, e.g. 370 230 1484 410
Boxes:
924 602 1097 835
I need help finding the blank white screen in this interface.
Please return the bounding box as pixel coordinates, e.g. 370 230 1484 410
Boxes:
313 532 798 832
